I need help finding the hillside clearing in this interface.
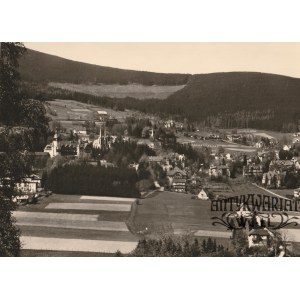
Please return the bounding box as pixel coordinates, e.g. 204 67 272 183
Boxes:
49 82 185 99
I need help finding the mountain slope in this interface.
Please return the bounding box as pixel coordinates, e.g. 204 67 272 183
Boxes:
157 72 300 130
19 49 300 131
18 49 191 86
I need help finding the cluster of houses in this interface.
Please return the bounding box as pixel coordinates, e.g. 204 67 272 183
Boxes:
21 109 300 205
44 110 115 158
207 153 232 179
140 153 227 200
208 164 231 178
261 158 300 188
44 126 126 160
163 119 184 131
0 174 43 203
139 154 188 193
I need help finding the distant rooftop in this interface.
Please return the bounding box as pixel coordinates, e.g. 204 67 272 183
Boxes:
97 111 108 115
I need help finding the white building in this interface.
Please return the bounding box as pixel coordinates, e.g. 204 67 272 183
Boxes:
44 133 58 158
15 174 41 195
97 110 108 121
197 189 209 200
248 228 274 248
294 188 300 199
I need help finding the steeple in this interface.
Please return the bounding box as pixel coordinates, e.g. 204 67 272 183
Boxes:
53 132 58 156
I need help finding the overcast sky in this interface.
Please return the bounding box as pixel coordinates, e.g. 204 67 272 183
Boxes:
25 43 300 78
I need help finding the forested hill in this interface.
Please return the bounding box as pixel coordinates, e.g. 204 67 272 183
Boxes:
19 48 300 131
157 72 300 131
18 49 191 86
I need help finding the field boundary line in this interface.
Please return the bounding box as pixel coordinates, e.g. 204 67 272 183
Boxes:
252 183 290 200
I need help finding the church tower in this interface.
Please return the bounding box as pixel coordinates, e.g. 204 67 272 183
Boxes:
53 132 58 157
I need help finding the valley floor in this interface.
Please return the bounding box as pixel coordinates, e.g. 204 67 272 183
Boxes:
16 194 138 256
16 184 300 256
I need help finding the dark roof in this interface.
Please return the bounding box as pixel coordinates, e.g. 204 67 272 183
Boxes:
167 167 186 177
199 188 209 194
172 178 187 183
249 228 271 236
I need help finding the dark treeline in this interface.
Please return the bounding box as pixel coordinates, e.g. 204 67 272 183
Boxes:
125 236 232 257
19 49 191 86
104 140 156 167
117 229 291 257
126 117 153 138
161 72 300 132
43 164 140 197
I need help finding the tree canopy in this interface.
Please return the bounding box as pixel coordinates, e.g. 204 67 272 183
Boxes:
0 42 49 256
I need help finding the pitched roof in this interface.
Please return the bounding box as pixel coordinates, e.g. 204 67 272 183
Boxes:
198 188 209 195
172 178 187 183
97 110 108 115
249 228 271 236
167 167 186 177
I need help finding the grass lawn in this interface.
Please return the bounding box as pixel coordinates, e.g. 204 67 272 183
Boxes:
20 225 138 242
129 184 300 238
20 249 114 257
20 236 137 253
269 189 295 198
16 193 139 256
17 194 133 221
129 191 229 236
46 99 145 126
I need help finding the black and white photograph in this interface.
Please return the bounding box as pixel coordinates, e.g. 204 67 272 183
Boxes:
1 0 300 299
3 41 300 257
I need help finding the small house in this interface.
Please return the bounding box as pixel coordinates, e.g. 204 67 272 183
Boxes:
243 164 263 177
15 174 41 195
208 164 230 178
97 110 108 121
197 188 209 200
248 228 274 248
294 188 300 199
262 170 281 188
167 167 187 193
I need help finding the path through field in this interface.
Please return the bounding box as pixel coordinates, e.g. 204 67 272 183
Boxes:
15 194 138 255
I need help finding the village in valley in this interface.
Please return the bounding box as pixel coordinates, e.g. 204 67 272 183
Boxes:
4 5 300 300
2 42 300 257
13 96 300 256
